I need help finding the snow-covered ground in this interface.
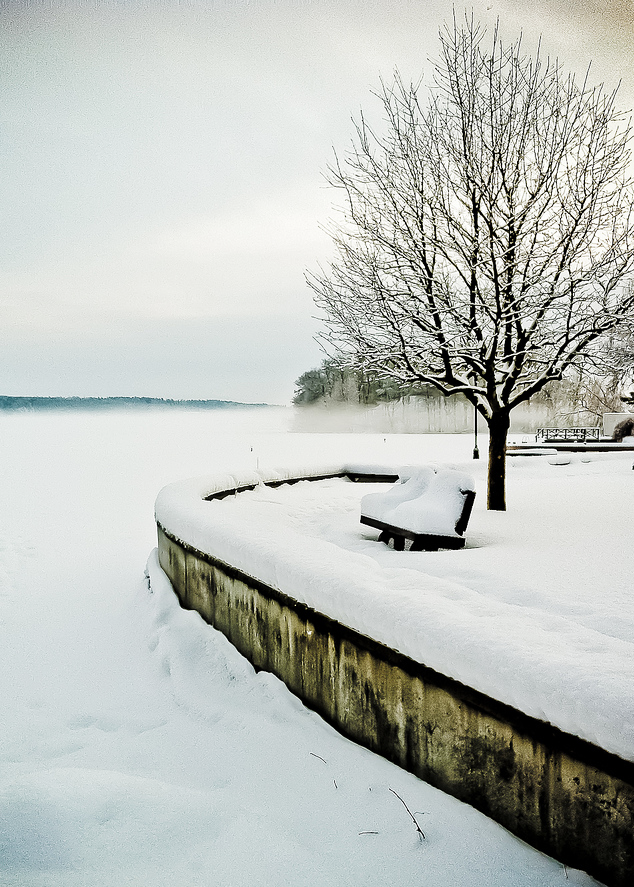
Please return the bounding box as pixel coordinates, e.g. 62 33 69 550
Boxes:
0 407 610 886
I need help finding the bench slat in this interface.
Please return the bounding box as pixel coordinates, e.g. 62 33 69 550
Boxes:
361 514 467 550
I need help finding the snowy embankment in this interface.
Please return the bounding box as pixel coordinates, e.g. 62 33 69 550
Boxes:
156 452 634 763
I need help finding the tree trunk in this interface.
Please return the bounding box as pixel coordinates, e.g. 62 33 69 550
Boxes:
487 410 510 511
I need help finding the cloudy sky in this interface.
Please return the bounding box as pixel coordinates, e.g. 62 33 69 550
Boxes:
1 0 633 404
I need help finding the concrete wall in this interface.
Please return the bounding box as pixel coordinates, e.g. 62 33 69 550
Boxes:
157 516 634 887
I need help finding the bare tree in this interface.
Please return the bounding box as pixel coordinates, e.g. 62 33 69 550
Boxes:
307 16 634 509
606 326 634 401
557 373 624 426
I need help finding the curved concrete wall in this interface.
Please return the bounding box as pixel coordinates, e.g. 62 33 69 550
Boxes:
156 470 634 887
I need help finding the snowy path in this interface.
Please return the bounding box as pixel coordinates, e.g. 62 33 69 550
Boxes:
0 410 602 885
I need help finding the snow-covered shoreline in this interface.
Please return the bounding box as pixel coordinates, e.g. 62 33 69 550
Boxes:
156 454 634 763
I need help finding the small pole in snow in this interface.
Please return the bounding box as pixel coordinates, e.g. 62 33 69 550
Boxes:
473 404 480 460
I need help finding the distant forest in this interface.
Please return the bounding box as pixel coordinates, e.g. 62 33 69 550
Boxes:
0 396 270 411
292 358 610 427
293 360 433 406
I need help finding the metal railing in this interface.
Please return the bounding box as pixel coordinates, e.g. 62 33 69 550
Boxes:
535 427 601 443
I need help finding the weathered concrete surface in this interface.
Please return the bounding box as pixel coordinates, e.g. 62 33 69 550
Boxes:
157 523 634 887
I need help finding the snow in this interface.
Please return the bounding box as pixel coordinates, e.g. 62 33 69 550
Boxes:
156 450 634 764
360 466 475 536
0 407 611 886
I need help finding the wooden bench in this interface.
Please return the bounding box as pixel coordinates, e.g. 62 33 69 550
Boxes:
360 467 476 551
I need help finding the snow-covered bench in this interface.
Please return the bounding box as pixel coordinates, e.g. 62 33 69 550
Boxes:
360 466 476 551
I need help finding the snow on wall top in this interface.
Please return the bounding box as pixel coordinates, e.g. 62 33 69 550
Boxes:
155 459 634 763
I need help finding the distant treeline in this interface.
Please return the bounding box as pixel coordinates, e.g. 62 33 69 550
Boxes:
293 360 433 406
292 358 588 428
292 360 490 409
0 396 270 411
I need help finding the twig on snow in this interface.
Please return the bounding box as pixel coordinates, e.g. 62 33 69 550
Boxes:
389 788 426 840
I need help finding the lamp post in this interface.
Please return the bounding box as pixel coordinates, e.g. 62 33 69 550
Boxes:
473 403 480 460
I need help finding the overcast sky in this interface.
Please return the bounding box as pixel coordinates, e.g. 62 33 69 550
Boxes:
1 0 633 404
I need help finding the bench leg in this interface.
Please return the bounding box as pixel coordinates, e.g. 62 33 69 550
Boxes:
410 539 439 551
378 530 405 550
